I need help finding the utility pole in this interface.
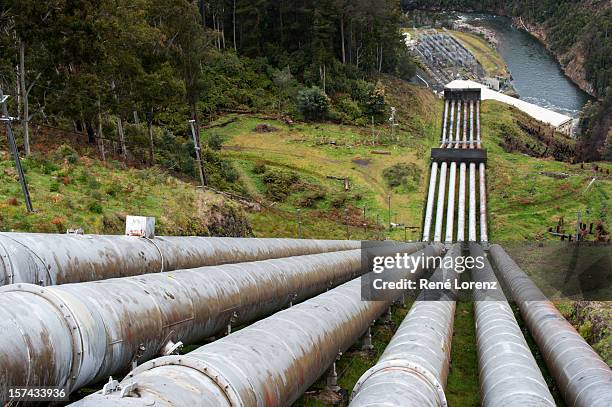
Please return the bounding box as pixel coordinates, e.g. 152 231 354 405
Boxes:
0 89 33 212
189 119 208 187
297 209 302 238
388 195 392 230
363 206 367 237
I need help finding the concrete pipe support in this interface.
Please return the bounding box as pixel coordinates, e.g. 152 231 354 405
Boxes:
470 243 555 407
349 244 462 407
489 245 612 407
0 242 424 399
0 232 359 286
71 245 443 407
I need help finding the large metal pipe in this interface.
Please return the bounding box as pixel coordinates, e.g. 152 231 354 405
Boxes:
455 100 462 148
422 162 439 241
445 162 457 243
476 100 481 148
72 245 443 407
0 242 425 399
469 100 474 148
479 163 488 242
433 162 447 242
462 99 468 148
441 99 449 145
468 163 477 241
0 233 359 286
349 244 461 407
448 100 455 147
470 243 555 407
457 163 466 242
489 245 612 407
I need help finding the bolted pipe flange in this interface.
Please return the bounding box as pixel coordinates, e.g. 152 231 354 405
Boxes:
0 283 84 392
351 359 448 407
126 355 245 407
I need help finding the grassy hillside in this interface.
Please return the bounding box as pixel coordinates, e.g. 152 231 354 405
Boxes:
208 77 441 241
482 101 611 241
449 30 509 78
0 145 251 236
206 82 610 242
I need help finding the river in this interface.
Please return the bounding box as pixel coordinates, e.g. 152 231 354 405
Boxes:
459 13 590 117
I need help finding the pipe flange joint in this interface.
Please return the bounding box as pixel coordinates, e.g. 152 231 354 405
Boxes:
0 283 84 391
351 359 447 407
127 355 243 406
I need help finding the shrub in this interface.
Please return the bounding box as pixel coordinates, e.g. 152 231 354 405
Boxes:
262 169 299 201
253 161 267 174
208 133 224 151
55 144 79 164
382 163 422 192
296 185 326 208
221 161 238 182
88 201 103 214
49 181 60 192
331 193 348 208
336 96 363 122
297 87 330 121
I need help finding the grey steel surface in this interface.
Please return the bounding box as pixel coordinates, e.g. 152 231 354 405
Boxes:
489 244 612 407
471 243 555 407
70 245 443 407
350 243 461 407
0 242 423 399
0 232 360 286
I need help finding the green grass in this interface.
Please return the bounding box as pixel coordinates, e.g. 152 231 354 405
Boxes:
481 101 611 242
449 30 509 78
205 77 441 241
446 300 480 407
0 146 250 236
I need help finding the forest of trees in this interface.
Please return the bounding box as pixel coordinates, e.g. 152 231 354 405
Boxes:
402 0 611 161
0 0 414 171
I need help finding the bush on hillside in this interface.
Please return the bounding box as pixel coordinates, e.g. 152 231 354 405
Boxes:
382 163 422 192
262 169 299 201
297 87 330 121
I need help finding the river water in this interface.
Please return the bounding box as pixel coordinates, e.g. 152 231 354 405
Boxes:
459 13 590 117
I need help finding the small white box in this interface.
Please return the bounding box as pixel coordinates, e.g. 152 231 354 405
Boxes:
125 216 155 238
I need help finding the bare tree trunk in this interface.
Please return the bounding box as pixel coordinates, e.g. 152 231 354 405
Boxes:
148 119 155 165
15 66 20 120
96 100 106 162
19 40 30 155
133 110 139 123
199 0 206 26
233 0 237 51
340 16 346 64
116 117 127 160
